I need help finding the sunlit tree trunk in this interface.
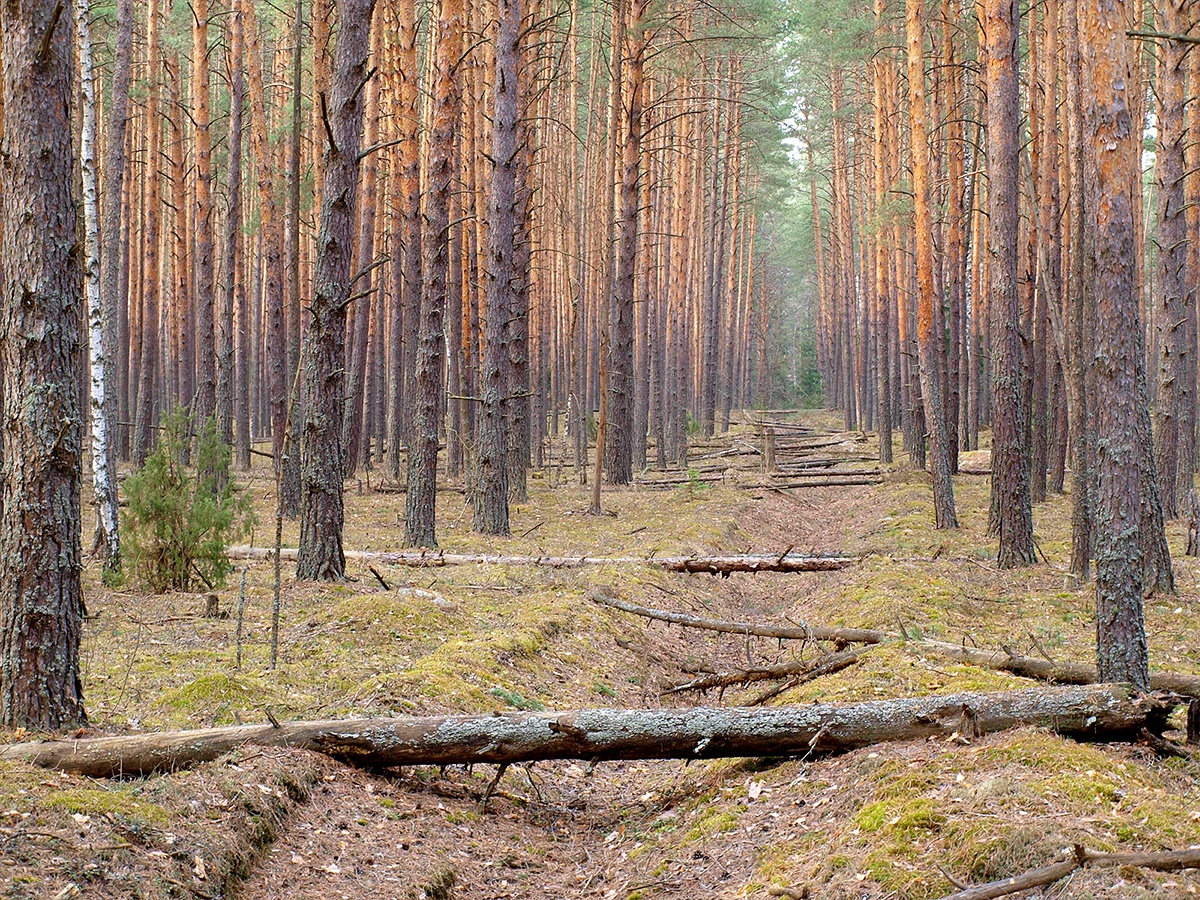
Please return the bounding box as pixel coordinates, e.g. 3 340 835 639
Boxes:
984 0 1035 564
905 0 957 528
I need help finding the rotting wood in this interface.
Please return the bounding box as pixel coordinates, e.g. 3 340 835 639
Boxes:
589 594 889 643
937 845 1200 900
0 685 1170 778
229 546 861 575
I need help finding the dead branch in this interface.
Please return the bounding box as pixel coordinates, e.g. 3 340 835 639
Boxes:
588 593 889 644
938 844 1200 900
662 648 866 696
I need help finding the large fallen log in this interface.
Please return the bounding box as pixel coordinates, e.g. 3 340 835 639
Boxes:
937 845 1200 900
228 546 860 575
0 685 1169 778
588 593 890 644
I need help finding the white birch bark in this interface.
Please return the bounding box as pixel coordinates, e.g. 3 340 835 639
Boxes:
76 0 121 571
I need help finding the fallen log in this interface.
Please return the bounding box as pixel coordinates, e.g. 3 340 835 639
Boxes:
938 845 1200 900
913 641 1200 699
228 546 860 575
661 648 866 696
590 597 1200 698
0 685 1169 778
589 593 889 644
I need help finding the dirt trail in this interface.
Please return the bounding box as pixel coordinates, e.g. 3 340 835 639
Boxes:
233 487 863 900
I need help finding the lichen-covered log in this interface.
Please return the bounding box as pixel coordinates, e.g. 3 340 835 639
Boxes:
0 685 1171 778
229 546 859 575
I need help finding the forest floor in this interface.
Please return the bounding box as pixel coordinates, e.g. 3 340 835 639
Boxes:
3 411 1200 899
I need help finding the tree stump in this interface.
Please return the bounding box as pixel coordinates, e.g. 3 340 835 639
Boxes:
763 427 777 473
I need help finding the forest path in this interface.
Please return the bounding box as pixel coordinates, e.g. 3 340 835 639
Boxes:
232 485 865 900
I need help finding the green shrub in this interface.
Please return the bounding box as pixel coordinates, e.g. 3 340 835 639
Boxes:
124 409 254 592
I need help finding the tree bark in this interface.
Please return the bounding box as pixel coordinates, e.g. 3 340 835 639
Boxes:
222 0 247 464
193 0 217 424
297 0 379 581
0 685 1167 779
77 0 121 573
474 0 522 535
405 0 464 548
1086 0 1150 691
0 0 87 729
100 0 134 465
605 0 647 486
132 0 163 466
1152 2 1193 520
984 0 1035 565
904 0 957 528
389 0 422 479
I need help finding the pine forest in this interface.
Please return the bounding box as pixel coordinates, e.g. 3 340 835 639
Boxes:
2 0 1200 897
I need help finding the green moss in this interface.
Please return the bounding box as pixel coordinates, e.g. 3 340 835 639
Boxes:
44 788 169 825
684 805 745 842
855 798 944 836
156 672 278 725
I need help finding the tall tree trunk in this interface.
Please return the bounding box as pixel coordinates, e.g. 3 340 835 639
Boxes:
605 0 646 486
193 0 216 425
297 0 379 581
77 0 121 573
1085 0 1150 690
984 0 1035 565
0 0 87 729
245 0 285 483
904 0 957 528
474 0 522 535
223 0 247 464
390 0 422 479
873 0 893 465
1064 0 1092 583
406 0 463 548
343 25 382 480
280 0 305 517
133 0 163 465
1152 2 1192 520
101 0 134 464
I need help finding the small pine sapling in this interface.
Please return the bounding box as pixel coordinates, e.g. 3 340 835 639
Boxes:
124 409 255 592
